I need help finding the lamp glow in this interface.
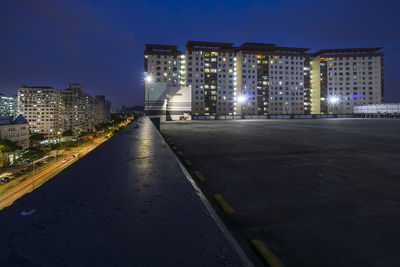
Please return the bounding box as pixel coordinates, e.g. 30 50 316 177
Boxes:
237 95 246 103
145 76 152 82
328 95 340 105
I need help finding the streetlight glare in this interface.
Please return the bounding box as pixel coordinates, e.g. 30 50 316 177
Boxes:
237 95 246 103
145 76 152 82
328 95 340 105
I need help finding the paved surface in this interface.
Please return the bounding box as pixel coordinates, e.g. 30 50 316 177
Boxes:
0 118 251 267
161 119 400 267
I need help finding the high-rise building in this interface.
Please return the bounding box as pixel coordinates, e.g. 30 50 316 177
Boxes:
144 44 182 115
184 41 237 116
95 95 111 124
0 94 18 118
237 43 310 115
61 84 95 134
310 48 384 114
18 84 97 141
18 85 62 141
144 42 384 117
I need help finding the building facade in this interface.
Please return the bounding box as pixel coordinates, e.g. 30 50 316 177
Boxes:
237 43 309 115
354 103 400 115
144 44 182 115
18 84 97 141
95 95 111 124
18 85 62 141
144 42 384 117
310 48 384 114
0 115 30 149
0 94 18 118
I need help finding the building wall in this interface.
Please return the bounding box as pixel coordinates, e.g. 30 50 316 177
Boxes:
144 43 384 117
310 56 322 114
0 122 30 149
268 54 305 115
144 45 181 115
186 47 236 116
0 95 18 118
18 84 97 141
311 53 383 114
326 54 383 114
95 95 111 124
354 103 400 114
18 85 62 140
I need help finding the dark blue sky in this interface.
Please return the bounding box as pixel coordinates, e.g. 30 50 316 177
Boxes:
1 0 399 108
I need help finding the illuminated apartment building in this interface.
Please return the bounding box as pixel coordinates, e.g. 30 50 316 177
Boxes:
310 48 384 114
144 42 383 117
184 41 236 116
237 43 310 115
18 85 63 141
144 44 182 115
18 84 96 141
61 84 95 134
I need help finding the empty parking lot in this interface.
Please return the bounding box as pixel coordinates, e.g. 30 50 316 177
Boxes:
161 119 400 267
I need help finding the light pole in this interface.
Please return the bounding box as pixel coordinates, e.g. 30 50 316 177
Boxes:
145 75 152 115
328 95 340 115
56 131 61 159
237 94 246 118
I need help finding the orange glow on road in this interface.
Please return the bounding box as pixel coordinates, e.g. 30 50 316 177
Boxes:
0 159 66 203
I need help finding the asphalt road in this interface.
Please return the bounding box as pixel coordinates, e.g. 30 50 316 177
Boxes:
161 118 400 267
0 138 105 210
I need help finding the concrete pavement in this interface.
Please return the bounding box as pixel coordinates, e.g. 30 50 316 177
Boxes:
161 119 400 267
0 118 252 267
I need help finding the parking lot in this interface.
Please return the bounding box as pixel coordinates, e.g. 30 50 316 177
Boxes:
161 119 400 267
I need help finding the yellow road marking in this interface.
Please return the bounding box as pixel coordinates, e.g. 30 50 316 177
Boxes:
251 239 285 267
213 194 237 217
194 171 206 184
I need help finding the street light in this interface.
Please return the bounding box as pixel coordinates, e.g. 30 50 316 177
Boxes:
327 95 340 114
237 95 246 117
237 95 246 103
56 131 61 159
145 75 153 115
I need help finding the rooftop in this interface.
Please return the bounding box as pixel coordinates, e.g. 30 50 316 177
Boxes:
312 47 383 57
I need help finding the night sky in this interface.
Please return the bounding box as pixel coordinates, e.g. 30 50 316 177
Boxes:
1 0 399 108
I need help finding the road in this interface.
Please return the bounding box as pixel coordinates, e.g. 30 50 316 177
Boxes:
0 137 107 210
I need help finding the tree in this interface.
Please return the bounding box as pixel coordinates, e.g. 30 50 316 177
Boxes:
0 139 22 167
21 147 46 163
30 133 45 147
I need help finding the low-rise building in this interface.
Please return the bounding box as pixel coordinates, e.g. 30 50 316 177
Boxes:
0 115 30 149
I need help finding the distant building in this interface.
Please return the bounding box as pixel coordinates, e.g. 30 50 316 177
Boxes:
61 84 95 134
0 94 18 118
18 85 63 141
144 42 384 118
0 115 30 149
95 95 111 124
18 84 97 142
